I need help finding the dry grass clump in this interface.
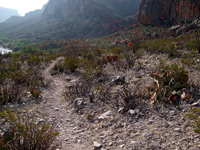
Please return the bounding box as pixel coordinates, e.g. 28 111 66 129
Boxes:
0 108 60 150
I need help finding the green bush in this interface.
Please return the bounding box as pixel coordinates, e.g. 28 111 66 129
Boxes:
140 39 180 57
0 108 59 150
0 53 45 106
81 57 103 79
181 51 196 66
64 57 80 72
187 107 200 134
0 80 25 105
54 57 80 73
187 39 199 51
110 46 124 55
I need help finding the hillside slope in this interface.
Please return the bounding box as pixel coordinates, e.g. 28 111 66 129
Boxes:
0 0 141 41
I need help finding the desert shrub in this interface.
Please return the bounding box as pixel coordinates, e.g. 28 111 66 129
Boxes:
110 46 124 55
90 47 105 57
95 83 113 103
140 39 180 57
0 60 26 105
149 63 188 105
113 45 137 70
53 59 65 73
187 39 199 51
65 80 92 100
24 68 45 89
0 80 25 105
0 108 59 150
181 51 196 66
57 57 80 73
187 107 200 134
123 51 136 69
27 55 42 66
118 85 143 112
43 53 59 62
134 48 144 58
81 56 103 79
0 53 45 106
30 88 41 99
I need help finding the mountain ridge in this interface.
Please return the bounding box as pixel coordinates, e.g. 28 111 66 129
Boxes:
0 6 20 22
0 0 141 41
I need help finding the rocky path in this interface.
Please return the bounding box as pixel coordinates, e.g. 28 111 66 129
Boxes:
29 56 200 150
34 57 92 150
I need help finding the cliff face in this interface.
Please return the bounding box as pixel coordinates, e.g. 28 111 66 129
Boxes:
43 0 141 18
42 0 141 36
137 0 200 26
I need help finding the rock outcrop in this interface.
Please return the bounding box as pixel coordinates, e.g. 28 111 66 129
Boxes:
43 0 141 19
137 0 200 26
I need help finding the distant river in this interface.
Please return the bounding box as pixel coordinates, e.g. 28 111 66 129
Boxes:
0 46 12 54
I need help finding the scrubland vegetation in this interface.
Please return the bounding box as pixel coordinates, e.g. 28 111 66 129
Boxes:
0 21 200 149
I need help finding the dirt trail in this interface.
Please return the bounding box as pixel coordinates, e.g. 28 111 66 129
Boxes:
35 57 92 150
30 56 200 150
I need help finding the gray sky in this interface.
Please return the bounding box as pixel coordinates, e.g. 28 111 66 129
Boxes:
0 0 49 16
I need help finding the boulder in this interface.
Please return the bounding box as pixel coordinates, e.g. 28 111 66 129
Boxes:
137 0 200 26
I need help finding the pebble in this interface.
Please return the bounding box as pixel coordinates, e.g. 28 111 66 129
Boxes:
147 119 153 124
143 132 152 138
113 135 118 139
164 122 170 128
131 141 137 145
170 110 176 116
94 141 102 148
174 128 182 133
119 144 125 148
118 107 124 113
37 118 45 124
77 139 82 144
98 111 112 120
128 109 136 115
191 100 200 107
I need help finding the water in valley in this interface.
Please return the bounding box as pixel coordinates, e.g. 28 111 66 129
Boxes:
0 46 12 54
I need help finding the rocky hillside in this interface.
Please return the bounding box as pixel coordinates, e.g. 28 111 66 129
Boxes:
0 0 141 41
137 0 200 26
0 6 20 22
43 0 141 18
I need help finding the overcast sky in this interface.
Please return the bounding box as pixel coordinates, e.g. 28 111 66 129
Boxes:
0 0 49 16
